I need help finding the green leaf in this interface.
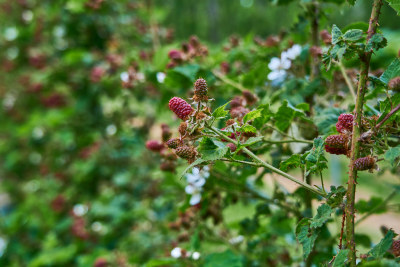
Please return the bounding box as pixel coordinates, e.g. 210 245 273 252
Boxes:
212 102 230 119
274 101 306 132
204 250 243 267
310 204 332 228
243 136 264 146
331 25 343 44
65 0 85 13
280 154 303 172
239 124 257 133
173 64 200 81
190 229 200 251
368 230 395 259
342 29 364 42
366 33 387 52
384 146 400 166
179 158 206 179
332 249 349 267
381 59 400 84
296 218 320 260
326 186 347 209
243 109 263 124
305 138 324 163
144 258 178 267
386 0 400 15
198 137 228 161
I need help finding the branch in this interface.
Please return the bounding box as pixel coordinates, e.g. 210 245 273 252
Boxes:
337 61 357 102
375 103 400 130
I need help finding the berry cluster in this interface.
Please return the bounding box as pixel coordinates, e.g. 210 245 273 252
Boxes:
336 113 354 134
166 36 208 69
193 78 208 102
229 90 257 120
325 114 354 155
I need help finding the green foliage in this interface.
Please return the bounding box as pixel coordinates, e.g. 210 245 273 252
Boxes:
198 137 229 161
332 249 349 267
204 250 243 267
368 230 395 259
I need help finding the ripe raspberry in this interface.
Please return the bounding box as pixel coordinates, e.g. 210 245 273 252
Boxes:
242 90 257 106
175 145 197 160
325 145 347 155
146 140 164 152
230 106 249 120
325 135 349 149
392 240 400 257
354 156 376 171
227 143 237 152
168 97 194 120
161 124 172 142
166 138 182 149
388 77 400 91
337 114 354 133
179 122 188 136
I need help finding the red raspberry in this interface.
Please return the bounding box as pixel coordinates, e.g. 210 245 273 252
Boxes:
227 143 237 152
93 257 108 267
325 145 347 155
146 140 164 152
175 145 197 160
354 156 376 171
388 77 400 91
325 135 349 149
168 97 194 120
168 50 182 61
337 114 354 133
166 138 182 149
392 240 400 257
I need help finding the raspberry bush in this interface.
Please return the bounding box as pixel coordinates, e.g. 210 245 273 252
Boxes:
1 0 400 266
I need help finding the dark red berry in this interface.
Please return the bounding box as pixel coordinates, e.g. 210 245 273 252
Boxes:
324 145 347 155
392 240 400 257
146 140 164 152
166 138 182 149
242 90 257 106
354 156 376 171
168 50 182 61
227 143 237 152
194 78 208 96
230 106 249 120
320 30 332 45
168 97 194 120
388 77 400 91
230 96 244 109
325 135 349 149
337 113 354 133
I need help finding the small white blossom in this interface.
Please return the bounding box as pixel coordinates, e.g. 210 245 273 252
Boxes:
229 235 244 244
286 44 302 60
73 204 88 216
171 247 182 258
192 251 201 260
156 72 166 83
120 72 129 82
185 167 210 205
267 44 302 83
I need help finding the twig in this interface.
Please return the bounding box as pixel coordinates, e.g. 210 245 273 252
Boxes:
337 61 357 102
375 103 400 130
212 70 247 92
339 210 346 249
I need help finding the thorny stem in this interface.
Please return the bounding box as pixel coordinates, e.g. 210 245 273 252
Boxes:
375 103 400 130
310 0 320 80
263 139 313 144
339 210 346 249
345 0 383 265
212 70 247 92
355 190 397 225
207 125 327 197
337 61 357 102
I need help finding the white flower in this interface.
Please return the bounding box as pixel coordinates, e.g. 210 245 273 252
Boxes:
156 72 166 83
4 27 18 41
171 247 182 258
185 167 209 206
286 44 302 60
192 251 201 260
120 72 129 82
73 204 88 216
229 235 244 244
267 56 291 82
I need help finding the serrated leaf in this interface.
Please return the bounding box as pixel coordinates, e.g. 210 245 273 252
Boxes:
380 59 400 84
198 137 228 161
296 218 320 260
280 154 303 172
173 64 200 81
368 230 394 259
386 0 400 15
310 204 332 228
180 158 206 179
332 249 349 267
342 29 364 42
384 146 400 166
239 124 257 133
326 186 347 208
243 109 263 124
212 102 230 119
243 136 264 146
305 138 324 163
366 33 387 52
332 25 343 44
